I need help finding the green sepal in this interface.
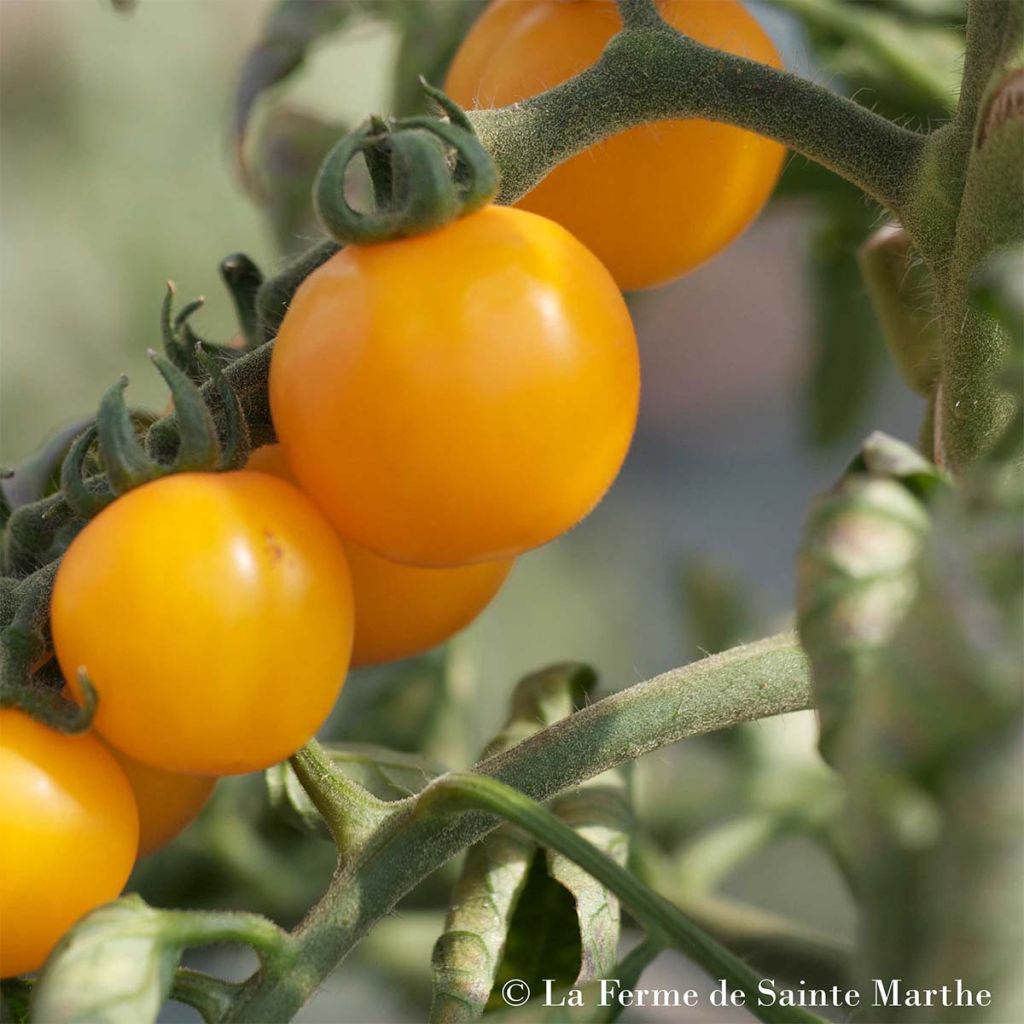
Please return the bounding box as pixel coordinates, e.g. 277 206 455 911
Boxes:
60 424 114 520
314 85 498 247
255 238 340 342
219 254 264 351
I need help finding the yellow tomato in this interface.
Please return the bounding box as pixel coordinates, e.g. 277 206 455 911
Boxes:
108 749 216 856
247 445 514 666
447 0 786 289
0 710 138 977
270 204 639 567
52 471 354 775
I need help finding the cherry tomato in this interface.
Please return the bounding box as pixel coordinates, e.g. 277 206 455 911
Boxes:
0 709 138 977
446 0 785 290
270 204 639 568
51 471 354 776
247 445 514 666
108 749 215 856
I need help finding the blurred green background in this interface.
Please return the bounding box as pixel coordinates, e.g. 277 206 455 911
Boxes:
2 2 952 1020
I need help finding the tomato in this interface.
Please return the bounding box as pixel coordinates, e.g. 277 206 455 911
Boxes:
247 445 514 665
270 204 639 568
51 471 354 776
0 709 138 977
446 0 786 290
108 749 215 856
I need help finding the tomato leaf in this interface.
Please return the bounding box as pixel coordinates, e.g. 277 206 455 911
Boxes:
545 769 632 983
31 897 182 1024
430 664 596 1022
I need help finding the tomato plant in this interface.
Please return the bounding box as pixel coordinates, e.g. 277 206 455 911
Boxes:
51 471 354 776
270 204 640 567
246 445 514 666
0 710 138 977
0 1 1020 1022
446 0 785 290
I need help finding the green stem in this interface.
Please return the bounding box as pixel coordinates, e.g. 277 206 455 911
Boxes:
601 938 664 1023
289 740 396 850
226 633 813 1022
468 19 925 214
170 970 242 1024
418 773 826 1024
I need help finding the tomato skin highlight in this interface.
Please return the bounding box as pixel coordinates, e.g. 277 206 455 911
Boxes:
0 709 139 977
247 445 514 666
108 749 216 856
51 471 354 776
270 204 640 568
446 0 786 290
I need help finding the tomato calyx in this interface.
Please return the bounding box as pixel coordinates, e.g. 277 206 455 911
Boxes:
314 80 497 245
0 567 96 733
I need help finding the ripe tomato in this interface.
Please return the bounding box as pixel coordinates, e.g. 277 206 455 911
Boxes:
446 0 785 290
108 749 215 856
51 471 354 776
270 204 639 568
0 709 138 977
247 445 514 665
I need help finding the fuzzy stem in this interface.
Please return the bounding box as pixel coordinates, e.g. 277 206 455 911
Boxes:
226 633 813 1022
467 19 926 214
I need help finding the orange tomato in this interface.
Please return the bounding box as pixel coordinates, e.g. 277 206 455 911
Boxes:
52 471 354 775
270 204 639 568
0 709 138 977
108 749 215 856
246 445 514 666
447 0 786 290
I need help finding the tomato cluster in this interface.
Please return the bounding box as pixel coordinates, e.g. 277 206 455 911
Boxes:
3 0 785 979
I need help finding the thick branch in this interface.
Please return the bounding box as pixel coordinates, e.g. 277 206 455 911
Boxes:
227 633 813 1021
467 22 926 214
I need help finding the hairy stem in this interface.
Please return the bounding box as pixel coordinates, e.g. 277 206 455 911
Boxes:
467 18 926 214
227 633 812 1021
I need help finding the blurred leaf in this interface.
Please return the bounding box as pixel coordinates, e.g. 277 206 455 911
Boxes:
680 558 753 656
797 432 942 762
768 0 962 117
250 107 344 257
31 897 182 1024
839 458 1023 1009
232 0 355 190
382 0 486 116
430 665 596 1022
804 203 888 446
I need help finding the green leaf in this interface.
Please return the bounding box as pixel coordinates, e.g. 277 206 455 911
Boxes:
803 205 888 447
797 433 942 762
31 897 182 1024
430 665 596 1022
545 769 631 982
